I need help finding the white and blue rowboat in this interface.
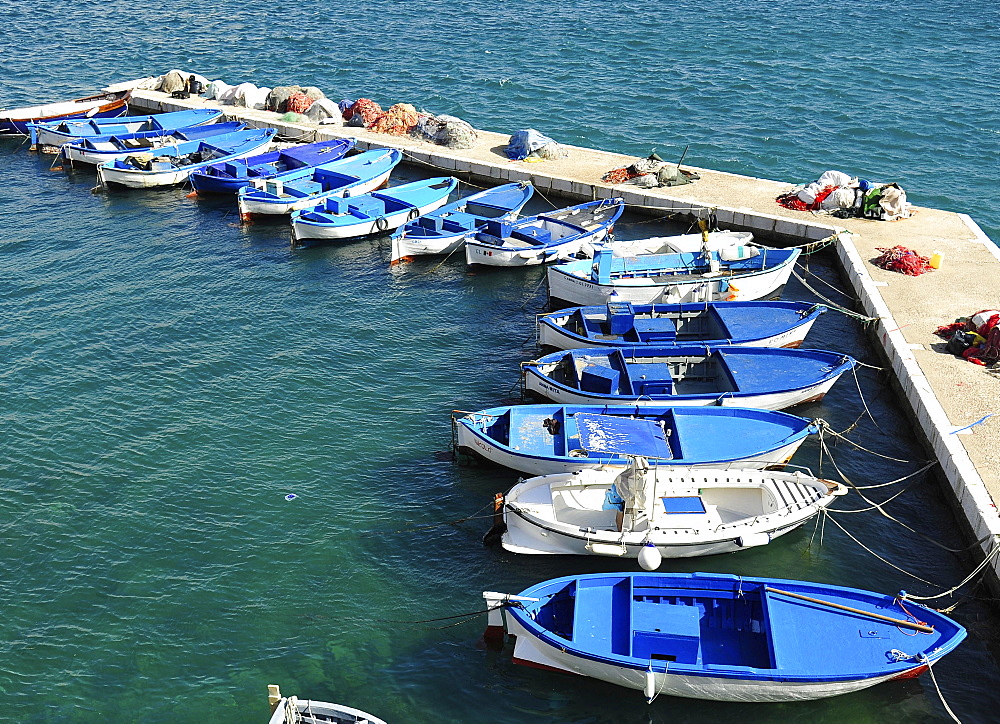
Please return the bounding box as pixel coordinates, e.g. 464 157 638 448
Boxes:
454 404 818 476
28 107 223 150
237 148 403 219
268 694 387 724
389 181 535 263
495 464 846 559
60 121 247 166
483 571 966 702
95 127 278 189
522 345 856 409
0 89 129 136
546 246 801 307
188 138 355 194
538 300 827 351
464 198 625 267
291 177 459 245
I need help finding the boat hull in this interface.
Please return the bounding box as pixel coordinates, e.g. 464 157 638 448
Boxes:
503 613 925 702
292 190 454 243
465 227 610 267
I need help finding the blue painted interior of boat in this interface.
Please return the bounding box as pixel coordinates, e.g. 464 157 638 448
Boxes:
661 496 708 514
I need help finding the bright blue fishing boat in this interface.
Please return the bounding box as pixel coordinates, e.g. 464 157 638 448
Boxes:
522 345 856 409
188 138 355 194
454 403 817 475
464 198 624 267
60 121 247 166
0 89 130 135
237 148 402 218
28 107 222 149
483 571 966 702
290 177 459 245
95 127 278 189
389 181 535 263
538 299 827 350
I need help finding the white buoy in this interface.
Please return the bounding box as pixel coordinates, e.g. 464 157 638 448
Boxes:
638 542 662 571
644 665 656 702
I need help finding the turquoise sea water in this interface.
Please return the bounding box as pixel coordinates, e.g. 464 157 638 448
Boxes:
2 1 999 722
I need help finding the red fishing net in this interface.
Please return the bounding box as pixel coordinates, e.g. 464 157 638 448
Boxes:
873 246 934 276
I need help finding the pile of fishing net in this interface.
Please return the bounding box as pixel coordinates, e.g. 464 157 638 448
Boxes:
370 103 420 135
265 86 327 113
776 170 912 220
602 153 699 187
934 310 1000 366
412 114 478 148
343 98 384 128
506 129 567 161
872 246 935 276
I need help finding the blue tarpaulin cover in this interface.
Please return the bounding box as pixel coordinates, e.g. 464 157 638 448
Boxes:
506 129 557 160
661 496 706 514
575 412 673 459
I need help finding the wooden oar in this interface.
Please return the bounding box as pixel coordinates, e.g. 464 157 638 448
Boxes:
764 586 934 634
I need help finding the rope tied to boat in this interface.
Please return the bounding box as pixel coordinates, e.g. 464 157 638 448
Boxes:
790 265 879 324
919 653 964 723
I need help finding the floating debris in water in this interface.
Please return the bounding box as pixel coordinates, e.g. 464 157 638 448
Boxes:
285 493 297 501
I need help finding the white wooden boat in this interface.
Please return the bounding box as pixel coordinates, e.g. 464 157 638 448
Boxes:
483 572 966 702
609 230 754 257
464 198 623 267
454 404 817 476
537 299 827 350
522 346 856 409
496 464 846 560
547 247 800 307
268 694 386 724
96 128 277 189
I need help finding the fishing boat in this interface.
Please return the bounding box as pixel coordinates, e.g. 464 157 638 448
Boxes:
188 138 355 194
95 127 277 189
464 198 624 267
454 404 817 475
546 246 801 308
522 346 856 409
483 571 966 702
389 181 534 263
494 463 846 559
268 689 387 724
237 148 403 218
60 121 247 166
291 177 459 245
0 89 130 135
537 299 827 350
28 107 222 150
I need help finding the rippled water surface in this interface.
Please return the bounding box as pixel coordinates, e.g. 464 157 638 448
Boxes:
2 1 999 722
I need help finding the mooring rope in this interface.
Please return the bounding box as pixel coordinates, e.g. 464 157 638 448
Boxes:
817 419 918 464
920 654 963 723
791 267 879 323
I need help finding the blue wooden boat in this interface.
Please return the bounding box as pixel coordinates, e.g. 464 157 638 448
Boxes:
60 121 247 166
538 300 827 350
187 138 355 194
454 403 817 475
28 107 223 149
95 127 278 189
547 246 801 307
291 177 459 245
389 181 535 263
0 89 129 135
237 148 403 218
522 345 856 409
465 198 624 267
483 571 966 702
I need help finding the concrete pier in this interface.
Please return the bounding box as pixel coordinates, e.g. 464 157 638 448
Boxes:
125 88 1000 587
